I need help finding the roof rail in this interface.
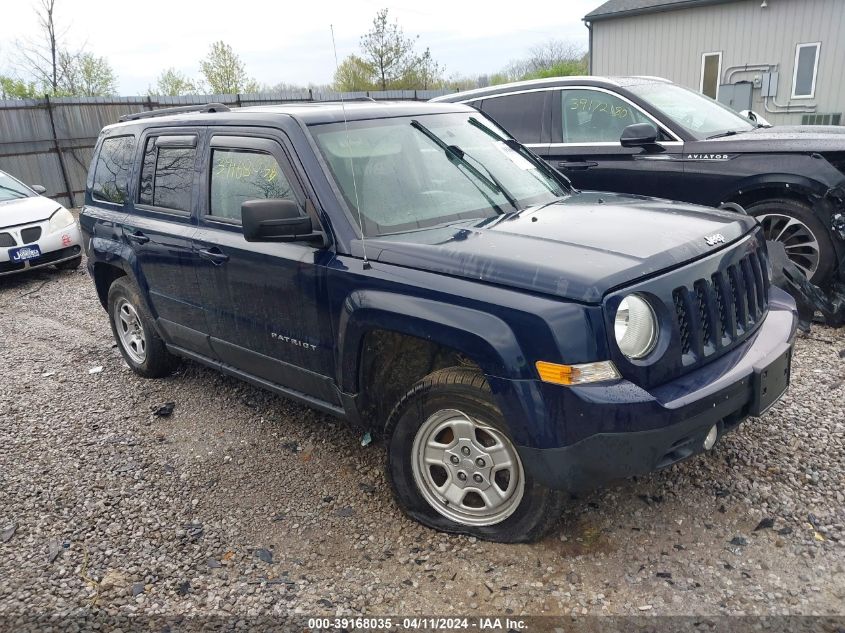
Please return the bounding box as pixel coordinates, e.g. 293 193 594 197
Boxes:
119 103 231 122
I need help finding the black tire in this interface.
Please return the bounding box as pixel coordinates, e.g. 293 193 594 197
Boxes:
107 277 177 378
385 367 564 543
55 255 82 271
746 198 837 285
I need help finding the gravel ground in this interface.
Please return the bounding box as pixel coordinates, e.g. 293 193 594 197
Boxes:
0 259 843 627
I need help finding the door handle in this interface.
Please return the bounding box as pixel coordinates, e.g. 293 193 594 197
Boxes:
198 247 229 265
126 231 150 244
557 161 598 171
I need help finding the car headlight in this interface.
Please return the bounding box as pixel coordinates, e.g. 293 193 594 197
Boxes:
48 208 75 234
614 294 658 359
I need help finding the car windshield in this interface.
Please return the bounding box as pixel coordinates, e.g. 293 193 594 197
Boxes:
310 112 569 236
0 171 34 203
627 82 756 140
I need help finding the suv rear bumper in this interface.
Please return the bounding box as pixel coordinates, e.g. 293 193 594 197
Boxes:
491 287 798 492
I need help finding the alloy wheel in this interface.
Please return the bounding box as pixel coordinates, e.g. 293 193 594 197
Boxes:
756 212 821 279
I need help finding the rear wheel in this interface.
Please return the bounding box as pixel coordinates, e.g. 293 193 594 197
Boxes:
107 277 177 378
386 367 563 542
747 199 836 285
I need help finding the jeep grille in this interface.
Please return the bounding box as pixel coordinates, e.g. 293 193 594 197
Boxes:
671 243 768 363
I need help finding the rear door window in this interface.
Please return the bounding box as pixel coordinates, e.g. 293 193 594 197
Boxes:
479 92 546 144
138 135 197 212
91 135 136 204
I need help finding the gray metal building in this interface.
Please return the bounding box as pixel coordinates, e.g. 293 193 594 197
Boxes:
584 0 845 125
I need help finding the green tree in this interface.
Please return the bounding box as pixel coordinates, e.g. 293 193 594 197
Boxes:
199 41 259 94
148 68 197 96
404 47 443 90
333 54 376 91
0 75 38 99
360 9 417 90
60 52 118 96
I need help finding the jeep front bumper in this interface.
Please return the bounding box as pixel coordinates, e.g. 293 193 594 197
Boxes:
487 287 798 492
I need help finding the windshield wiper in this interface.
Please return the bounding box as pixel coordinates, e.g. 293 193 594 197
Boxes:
706 130 741 139
467 117 574 193
410 119 519 211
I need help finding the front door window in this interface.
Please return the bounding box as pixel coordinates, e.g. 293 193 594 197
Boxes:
560 89 649 143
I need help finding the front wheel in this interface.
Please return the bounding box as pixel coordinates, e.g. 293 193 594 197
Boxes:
747 199 837 285
386 367 563 543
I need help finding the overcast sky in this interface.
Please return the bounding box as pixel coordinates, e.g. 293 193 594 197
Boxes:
0 0 596 94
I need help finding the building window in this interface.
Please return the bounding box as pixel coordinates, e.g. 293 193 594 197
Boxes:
792 42 820 99
700 52 722 100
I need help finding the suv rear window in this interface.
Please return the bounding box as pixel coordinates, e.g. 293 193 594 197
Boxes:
138 136 197 212
91 135 136 204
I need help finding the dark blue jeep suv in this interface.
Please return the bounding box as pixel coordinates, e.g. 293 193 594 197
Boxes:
80 101 797 542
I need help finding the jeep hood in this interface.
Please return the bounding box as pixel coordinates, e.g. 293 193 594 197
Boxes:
692 125 845 153
358 192 757 303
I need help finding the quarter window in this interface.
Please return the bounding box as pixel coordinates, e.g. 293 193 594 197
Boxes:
792 42 820 99
480 92 545 143
560 89 649 143
209 149 296 222
138 136 197 212
92 135 136 204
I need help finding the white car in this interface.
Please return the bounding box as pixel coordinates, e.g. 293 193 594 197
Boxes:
0 170 82 276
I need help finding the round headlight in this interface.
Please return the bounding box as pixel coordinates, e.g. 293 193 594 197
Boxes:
614 294 658 359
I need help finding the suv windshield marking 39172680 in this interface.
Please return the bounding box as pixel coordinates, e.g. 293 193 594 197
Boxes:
80 101 797 542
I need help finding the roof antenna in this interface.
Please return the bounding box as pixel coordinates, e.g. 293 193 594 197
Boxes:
330 24 371 270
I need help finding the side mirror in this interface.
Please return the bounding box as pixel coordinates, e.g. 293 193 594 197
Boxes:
241 199 319 242
30 185 47 195
620 123 660 148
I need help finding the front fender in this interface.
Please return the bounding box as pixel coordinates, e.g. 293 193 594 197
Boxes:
720 172 832 208
336 289 529 393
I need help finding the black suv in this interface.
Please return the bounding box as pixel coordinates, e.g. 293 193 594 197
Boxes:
433 77 845 292
80 101 796 542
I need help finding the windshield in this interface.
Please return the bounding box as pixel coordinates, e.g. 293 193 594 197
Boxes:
0 171 34 203
311 113 569 236
627 82 755 139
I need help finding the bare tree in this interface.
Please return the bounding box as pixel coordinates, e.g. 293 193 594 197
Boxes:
17 0 66 93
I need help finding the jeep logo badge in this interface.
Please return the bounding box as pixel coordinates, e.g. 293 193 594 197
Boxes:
704 234 726 246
